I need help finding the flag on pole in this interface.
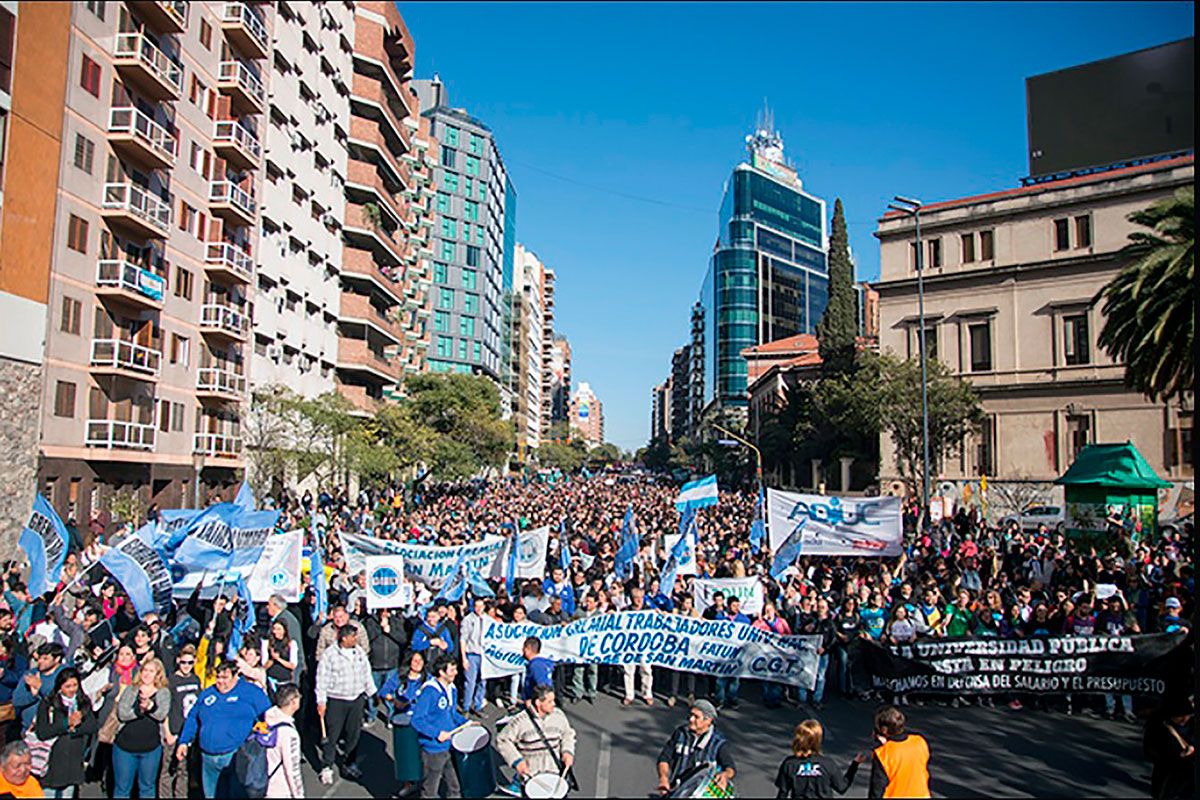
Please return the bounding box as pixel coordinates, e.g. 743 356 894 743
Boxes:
436 550 468 603
675 475 719 512
749 485 766 555
18 495 71 598
614 506 639 581
226 575 256 658
310 533 328 623
233 480 255 512
558 520 571 572
99 530 173 616
660 509 696 598
504 522 520 595
769 519 806 580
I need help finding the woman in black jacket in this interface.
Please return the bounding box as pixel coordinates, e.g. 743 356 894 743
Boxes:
775 719 866 798
33 667 101 797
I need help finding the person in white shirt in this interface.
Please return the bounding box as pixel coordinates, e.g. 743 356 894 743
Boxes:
315 626 378 784
264 684 304 798
460 598 489 716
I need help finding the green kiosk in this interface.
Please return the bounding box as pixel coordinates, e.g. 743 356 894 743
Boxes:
1055 442 1172 547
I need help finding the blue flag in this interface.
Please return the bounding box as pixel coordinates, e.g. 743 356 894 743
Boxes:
100 532 174 616
558 520 571 572
661 509 696 597
749 486 766 555
310 534 328 623
504 524 520 596
233 480 255 512
614 506 639 582
226 575 256 658
19 494 71 598
437 550 469 604
769 518 806 580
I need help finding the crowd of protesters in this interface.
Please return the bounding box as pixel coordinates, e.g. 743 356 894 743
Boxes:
0 468 1193 798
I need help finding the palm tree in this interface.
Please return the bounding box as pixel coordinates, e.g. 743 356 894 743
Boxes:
1094 186 1194 401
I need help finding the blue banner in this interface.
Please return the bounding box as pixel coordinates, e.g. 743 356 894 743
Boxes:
100 535 174 616
19 495 70 598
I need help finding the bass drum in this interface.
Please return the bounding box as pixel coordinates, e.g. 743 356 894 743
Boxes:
523 772 570 798
669 764 735 798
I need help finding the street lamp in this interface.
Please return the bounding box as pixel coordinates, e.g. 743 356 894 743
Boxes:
887 195 931 527
711 422 763 484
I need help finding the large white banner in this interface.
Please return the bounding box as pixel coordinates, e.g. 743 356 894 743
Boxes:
490 526 550 581
481 611 821 689
365 555 407 609
767 488 903 558
693 577 764 616
662 533 697 577
247 530 302 602
340 532 505 587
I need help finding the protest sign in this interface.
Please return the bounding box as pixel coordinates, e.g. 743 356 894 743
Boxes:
859 632 1188 695
767 488 902 558
365 555 407 609
247 530 302 602
693 577 764 616
491 525 550 581
481 611 820 689
340 532 504 587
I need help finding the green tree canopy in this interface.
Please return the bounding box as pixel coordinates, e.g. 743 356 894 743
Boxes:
816 198 858 375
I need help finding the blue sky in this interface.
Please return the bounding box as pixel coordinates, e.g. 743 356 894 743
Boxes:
398 2 1193 451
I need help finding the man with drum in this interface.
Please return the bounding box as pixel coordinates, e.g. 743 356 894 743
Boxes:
495 684 577 797
412 656 472 798
656 699 736 796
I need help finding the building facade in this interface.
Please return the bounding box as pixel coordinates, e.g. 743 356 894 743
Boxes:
509 243 547 451
874 155 1194 488
669 345 691 441
546 334 571 432
569 380 603 447
650 379 671 442
696 119 828 412
413 75 513 382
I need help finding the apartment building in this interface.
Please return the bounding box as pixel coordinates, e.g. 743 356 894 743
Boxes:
650 379 671 442
538 264 556 437
546 334 571 433
569 381 604 447
509 243 546 451
874 155 1194 488
34 1 270 522
252 0 353 398
0 1 70 551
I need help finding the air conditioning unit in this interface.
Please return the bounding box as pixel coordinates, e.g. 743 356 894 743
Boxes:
266 345 282 361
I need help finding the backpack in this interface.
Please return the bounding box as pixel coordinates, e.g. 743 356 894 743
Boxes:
232 720 293 798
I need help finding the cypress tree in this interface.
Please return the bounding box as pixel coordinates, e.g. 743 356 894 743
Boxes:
816 198 858 375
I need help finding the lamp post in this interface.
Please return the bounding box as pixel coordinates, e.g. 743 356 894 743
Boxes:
711 422 763 484
887 195 931 528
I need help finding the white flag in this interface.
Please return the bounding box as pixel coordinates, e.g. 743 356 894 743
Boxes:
247 530 303 602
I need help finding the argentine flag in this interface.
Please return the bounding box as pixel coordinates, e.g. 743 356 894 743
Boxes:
675 475 719 512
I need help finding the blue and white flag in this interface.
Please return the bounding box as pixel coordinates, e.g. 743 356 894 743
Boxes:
504 525 519 595
660 510 696 598
172 505 280 573
100 532 174 617
19 494 71 598
770 519 806 580
675 475 719 512
226 575 256 658
749 486 766 555
147 508 201 554
310 534 328 623
558 521 571 572
436 551 468 604
233 480 255 512
613 506 639 582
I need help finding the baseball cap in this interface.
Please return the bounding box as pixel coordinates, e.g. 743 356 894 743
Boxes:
1164 597 1182 609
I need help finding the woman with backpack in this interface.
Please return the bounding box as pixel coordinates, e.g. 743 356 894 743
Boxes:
263 683 304 798
33 667 100 799
379 650 427 797
112 657 170 798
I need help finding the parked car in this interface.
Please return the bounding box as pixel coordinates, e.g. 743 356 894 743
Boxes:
1001 505 1066 532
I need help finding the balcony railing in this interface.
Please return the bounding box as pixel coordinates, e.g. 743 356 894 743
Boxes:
220 2 269 55
113 32 183 98
194 432 243 457
108 107 177 166
217 60 265 108
212 120 261 162
209 180 257 218
86 420 156 450
204 242 254 282
196 367 247 396
200 303 250 337
90 338 162 377
128 1 188 34
102 182 171 235
96 260 166 303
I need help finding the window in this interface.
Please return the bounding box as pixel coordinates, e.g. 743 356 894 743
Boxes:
459 316 474 337
439 241 455 261
436 335 452 358
927 238 942 268
461 223 471 241
438 288 453 310
434 311 449 333
1074 215 1091 248
172 402 185 432
909 241 919 270
159 399 171 432
444 126 459 147
442 173 459 193
961 233 975 263
479 183 487 201
440 218 456 239
463 293 478 314
458 339 467 359
179 201 196 234
468 133 483 156
461 268 477 290
433 263 448 283
1063 313 1089 365
476 227 484 245
464 156 480 177
441 148 456 169
472 341 481 362
54 381 76 418
1053 218 1070 251
199 18 212 49
1168 413 1193 469
73 134 95 173
463 200 479 222
60 296 82 335
169 333 190 366
975 415 995 476
436 192 450 214
979 229 994 260
174 266 193 300
0 7 14 93
80 54 101 97
464 177 473 197
67 215 89 253
968 321 992 372
85 0 105 20
909 324 938 362
1066 414 1091 461
465 245 480 268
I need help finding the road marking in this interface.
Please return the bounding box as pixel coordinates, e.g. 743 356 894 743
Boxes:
596 730 611 798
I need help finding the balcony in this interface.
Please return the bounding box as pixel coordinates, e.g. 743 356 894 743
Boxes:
101 182 171 239
209 180 257 227
86 420 156 451
194 432 243 459
113 33 182 101
95 260 166 310
217 60 264 114
220 2 269 59
196 367 246 401
339 291 402 345
127 1 188 34
336 338 400 385
200 303 251 341
108 107 176 170
212 120 261 170
204 241 254 284
90 338 161 381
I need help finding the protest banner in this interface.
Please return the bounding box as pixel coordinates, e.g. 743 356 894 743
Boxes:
247 530 302 602
340 532 505 587
100 535 174 616
766 488 903 558
19 494 71 597
693 577 764 616
365 554 407 609
859 632 1189 695
481 611 821 689
491 526 550 583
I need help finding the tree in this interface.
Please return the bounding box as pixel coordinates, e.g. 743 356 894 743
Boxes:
243 385 304 500
1094 186 1194 401
877 352 985 494
586 442 622 468
404 373 515 479
538 440 586 473
816 198 858 375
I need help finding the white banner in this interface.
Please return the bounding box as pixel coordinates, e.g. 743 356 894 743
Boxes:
693 577 764 616
247 530 302 602
767 488 903 558
481 611 820 689
340 532 505 588
365 555 407 609
663 533 697 576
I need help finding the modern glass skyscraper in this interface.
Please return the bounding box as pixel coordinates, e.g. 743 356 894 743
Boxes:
413 77 514 380
698 117 828 409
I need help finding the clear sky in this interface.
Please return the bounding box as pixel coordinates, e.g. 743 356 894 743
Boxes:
398 2 1194 452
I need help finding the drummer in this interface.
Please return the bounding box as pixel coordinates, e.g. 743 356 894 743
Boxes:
656 699 736 796
411 656 472 799
495 684 577 796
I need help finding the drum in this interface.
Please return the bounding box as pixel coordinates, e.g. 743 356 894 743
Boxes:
451 725 495 798
670 765 736 798
523 772 570 799
392 721 422 783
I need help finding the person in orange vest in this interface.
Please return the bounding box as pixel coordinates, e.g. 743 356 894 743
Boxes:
868 705 930 798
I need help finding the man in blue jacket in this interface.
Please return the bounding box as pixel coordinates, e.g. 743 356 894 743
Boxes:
411 605 456 658
11 643 65 730
714 597 751 709
412 657 473 798
521 637 555 703
541 567 576 616
176 661 271 798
